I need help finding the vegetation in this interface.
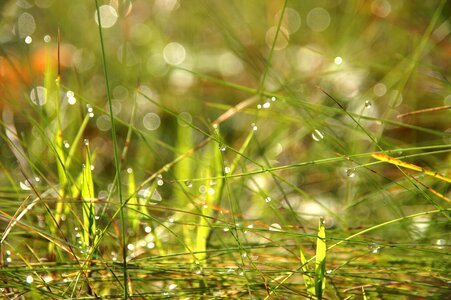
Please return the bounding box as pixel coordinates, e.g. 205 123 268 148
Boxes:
0 0 449 299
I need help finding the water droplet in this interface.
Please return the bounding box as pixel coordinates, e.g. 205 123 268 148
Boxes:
25 275 33 284
19 180 31 190
265 197 272 203
436 239 446 248
24 36 33 44
192 265 203 275
311 129 324 141
126 167 133 174
199 185 206 194
83 139 89 146
334 56 343 65
147 242 155 249
269 223 282 232
263 102 271 109
144 226 152 233
75 233 81 238
364 100 372 108
90 164 95 171
368 242 381 254
157 175 164 186
257 104 262 109
251 123 258 131
220 145 226 152
184 180 193 188
6 257 12 263
207 187 215 195
326 269 333 274
88 112 95 118
94 215 100 220
43 34 51 43
30 86 46 106
223 228 229 232
168 217 174 223
168 283 177 290
345 168 356 178
224 167 231 174
86 104 93 113
63 141 70 148
271 96 277 102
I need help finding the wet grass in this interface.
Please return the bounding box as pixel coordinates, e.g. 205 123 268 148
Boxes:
0 0 450 299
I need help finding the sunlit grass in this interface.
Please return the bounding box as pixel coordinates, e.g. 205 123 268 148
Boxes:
0 0 450 299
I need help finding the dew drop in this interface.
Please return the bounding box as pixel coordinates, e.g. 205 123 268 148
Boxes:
265 197 272 203
271 96 277 102
24 36 32 44
6 257 12 263
63 141 70 148
156 175 164 186
168 283 177 290
263 102 271 109
368 242 381 254
269 223 282 232
224 166 231 174
199 185 206 194
364 100 372 108
144 226 152 233
25 275 33 284
30 86 47 106
127 243 135 251
147 242 155 249
223 227 230 232
19 180 31 190
257 104 262 109
126 167 133 174
311 129 324 141
168 217 174 223
220 145 227 152
345 168 356 178
251 123 258 131
83 139 89 146
207 187 215 195
43 34 51 43
334 56 343 65
184 180 193 188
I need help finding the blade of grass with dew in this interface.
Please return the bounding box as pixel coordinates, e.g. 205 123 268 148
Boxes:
94 0 128 297
174 114 194 250
47 34 66 258
81 141 96 247
127 168 139 233
196 130 223 263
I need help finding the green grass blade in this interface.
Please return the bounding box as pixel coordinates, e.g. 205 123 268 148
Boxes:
315 218 327 299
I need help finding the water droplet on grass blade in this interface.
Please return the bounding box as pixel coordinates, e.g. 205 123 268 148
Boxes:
30 86 46 106
25 275 33 284
184 180 193 188
311 129 324 141
368 242 381 254
269 223 282 232
345 168 356 178
251 123 258 131
265 197 272 203
364 100 372 108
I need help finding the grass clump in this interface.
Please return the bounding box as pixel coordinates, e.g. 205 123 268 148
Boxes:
0 0 450 299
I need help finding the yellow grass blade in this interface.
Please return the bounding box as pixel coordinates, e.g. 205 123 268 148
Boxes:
372 153 451 183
